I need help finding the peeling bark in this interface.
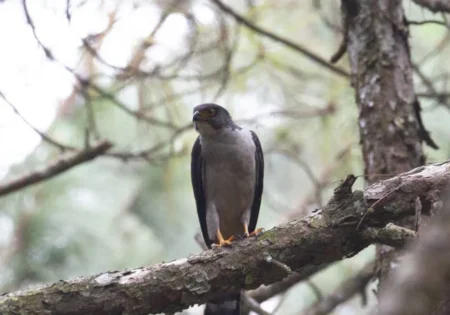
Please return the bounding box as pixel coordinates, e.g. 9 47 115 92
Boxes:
0 161 449 315
341 0 432 294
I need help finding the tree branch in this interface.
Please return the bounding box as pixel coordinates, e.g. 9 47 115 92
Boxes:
1 161 450 314
412 0 450 13
0 90 75 152
210 0 349 78
361 224 416 248
302 261 375 315
248 264 329 303
0 140 113 197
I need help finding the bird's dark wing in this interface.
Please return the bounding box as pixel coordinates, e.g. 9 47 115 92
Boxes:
248 131 264 233
191 136 212 248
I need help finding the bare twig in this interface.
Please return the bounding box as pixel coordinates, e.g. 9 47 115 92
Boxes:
80 11 122 72
88 82 177 129
330 36 347 63
412 0 450 13
417 29 450 65
248 265 329 303
0 90 75 151
407 19 448 27
274 148 321 191
210 0 349 78
241 294 272 315
330 1 349 63
213 20 240 101
417 92 450 101
306 280 323 301
106 123 191 161
0 140 113 197
118 9 171 79
237 104 336 124
413 62 450 111
288 142 353 219
302 261 375 315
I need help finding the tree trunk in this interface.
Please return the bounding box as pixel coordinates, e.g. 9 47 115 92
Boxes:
342 0 426 292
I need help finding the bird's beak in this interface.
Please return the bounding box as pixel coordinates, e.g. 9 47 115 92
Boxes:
193 110 201 121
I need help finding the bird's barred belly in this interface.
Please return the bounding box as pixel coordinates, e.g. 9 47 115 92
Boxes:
201 129 257 241
205 165 255 239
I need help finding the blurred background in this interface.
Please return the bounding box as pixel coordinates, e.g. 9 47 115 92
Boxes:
0 0 449 314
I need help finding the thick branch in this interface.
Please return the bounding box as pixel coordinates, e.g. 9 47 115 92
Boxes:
412 0 450 13
0 140 113 197
1 161 449 315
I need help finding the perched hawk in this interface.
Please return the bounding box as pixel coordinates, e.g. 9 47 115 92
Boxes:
191 103 264 315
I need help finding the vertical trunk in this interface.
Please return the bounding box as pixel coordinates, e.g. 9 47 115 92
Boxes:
342 0 425 291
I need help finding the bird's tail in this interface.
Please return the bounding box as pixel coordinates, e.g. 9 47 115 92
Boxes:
204 293 240 315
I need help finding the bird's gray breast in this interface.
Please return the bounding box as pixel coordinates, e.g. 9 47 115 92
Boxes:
202 130 256 236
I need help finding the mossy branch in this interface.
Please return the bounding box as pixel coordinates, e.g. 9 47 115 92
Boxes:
1 161 449 315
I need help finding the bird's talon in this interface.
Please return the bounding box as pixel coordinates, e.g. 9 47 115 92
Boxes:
222 240 232 246
212 240 233 247
212 234 236 247
248 228 264 237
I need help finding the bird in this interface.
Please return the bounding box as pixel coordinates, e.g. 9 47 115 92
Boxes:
190 103 264 315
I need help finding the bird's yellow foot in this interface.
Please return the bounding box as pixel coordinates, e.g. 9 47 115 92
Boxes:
212 239 233 247
244 224 264 237
212 230 235 247
247 227 264 237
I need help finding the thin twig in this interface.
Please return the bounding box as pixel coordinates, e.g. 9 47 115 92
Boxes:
248 265 329 304
0 140 113 197
302 261 375 315
330 3 349 63
210 0 349 78
412 0 450 13
408 19 448 27
0 90 75 151
241 294 272 315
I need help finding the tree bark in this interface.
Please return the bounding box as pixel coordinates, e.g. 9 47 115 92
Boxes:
378 192 450 315
344 0 425 184
342 0 433 294
0 161 449 315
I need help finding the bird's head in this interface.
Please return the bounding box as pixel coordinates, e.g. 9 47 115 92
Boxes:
192 103 234 136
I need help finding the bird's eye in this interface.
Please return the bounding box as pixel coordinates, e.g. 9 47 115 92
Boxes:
208 108 216 116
